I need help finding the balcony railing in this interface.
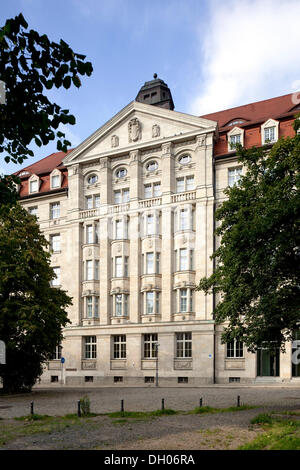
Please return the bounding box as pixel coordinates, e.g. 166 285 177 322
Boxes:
171 190 196 203
79 208 100 219
139 197 162 209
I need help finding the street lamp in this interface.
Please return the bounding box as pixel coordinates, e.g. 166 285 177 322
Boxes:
154 343 160 387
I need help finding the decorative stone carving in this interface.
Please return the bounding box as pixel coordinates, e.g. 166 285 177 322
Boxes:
72 165 78 175
152 124 160 138
82 361 97 370
174 360 192 370
161 142 172 155
111 135 119 148
100 157 109 169
128 118 141 142
117 244 122 253
181 235 187 245
148 239 153 249
196 135 206 147
130 150 139 163
88 248 92 256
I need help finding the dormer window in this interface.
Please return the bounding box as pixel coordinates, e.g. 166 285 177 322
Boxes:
261 119 279 145
51 175 60 189
30 180 38 193
116 168 127 178
29 174 39 194
227 127 244 152
87 174 98 185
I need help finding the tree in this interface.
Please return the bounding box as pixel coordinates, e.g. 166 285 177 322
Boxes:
0 203 72 393
197 120 300 353
0 13 93 166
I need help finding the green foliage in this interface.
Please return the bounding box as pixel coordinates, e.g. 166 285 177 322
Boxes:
241 416 300 450
250 413 274 424
79 396 91 416
0 13 93 165
0 203 72 393
198 128 300 352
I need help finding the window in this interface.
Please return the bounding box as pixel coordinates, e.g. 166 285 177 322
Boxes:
146 292 154 314
228 167 242 187
264 126 275 143
114 376 123 383
113 335 126 359
95 260 99 280
50 202 60 219
176 332 192 358
51 267 60 286
144 182 161 199
114 256 129 277
261 119 279 145
146 161 158 172
28 206 38 216
156 253 160 274
115 218 128 239
178 155 191 165
226 340 244 358
143 334 158 358
51 345 62 360
229 134 241 149
179 209 189 230
178 288 194 313
86 194 100 209
84 297 99 321
178 377 188 383
116 168 127 178
146 252 154 274
144 376 154 383
176 178 184 193
30 180 38 193
51 376 59 383
86 225 93 244
84 336 97 359
50 234 60 252
87 174 98 185
51 175 60 188
146 214 155 235
180 289 187 312
179 249 188 270
227 127 244 151
115 294 129 317
86 260 93 280
85 376 93 383
114 188 129 204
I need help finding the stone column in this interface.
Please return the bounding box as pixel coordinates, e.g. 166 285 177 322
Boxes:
129 212 140 323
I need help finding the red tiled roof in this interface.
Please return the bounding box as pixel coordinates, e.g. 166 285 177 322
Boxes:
200 92 298 129
15 150 71 177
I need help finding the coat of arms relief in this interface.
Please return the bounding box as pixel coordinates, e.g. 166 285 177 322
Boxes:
128 118 141 143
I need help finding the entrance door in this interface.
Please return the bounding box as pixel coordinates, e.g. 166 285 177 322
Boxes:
257 348 280 377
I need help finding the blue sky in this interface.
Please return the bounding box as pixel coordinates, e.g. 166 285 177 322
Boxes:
2 0 300 175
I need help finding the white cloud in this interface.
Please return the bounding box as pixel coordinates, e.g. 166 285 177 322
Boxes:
189 0 300 115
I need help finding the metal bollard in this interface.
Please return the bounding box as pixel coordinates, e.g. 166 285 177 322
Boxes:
161 398 165 411
77 400 81 417
237 395 240 407
121 399 124 413
30 401 34 415
199 398 203 408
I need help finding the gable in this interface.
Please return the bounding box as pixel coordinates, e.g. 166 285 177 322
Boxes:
63 101 217 166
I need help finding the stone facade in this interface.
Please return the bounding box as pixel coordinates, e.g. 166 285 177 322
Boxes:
18 92 299 386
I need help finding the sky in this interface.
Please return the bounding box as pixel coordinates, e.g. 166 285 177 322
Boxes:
1 0 300 175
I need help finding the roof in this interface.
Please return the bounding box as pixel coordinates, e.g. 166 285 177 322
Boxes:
200 92 298 130
15 150 71 177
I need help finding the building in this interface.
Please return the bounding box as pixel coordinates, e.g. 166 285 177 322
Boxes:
15 76 299 385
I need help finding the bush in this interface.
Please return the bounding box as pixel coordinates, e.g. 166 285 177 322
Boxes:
79 396 90 416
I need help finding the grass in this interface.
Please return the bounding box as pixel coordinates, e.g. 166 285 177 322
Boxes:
0 404 256 448
240 414 300 450
190 405 256 415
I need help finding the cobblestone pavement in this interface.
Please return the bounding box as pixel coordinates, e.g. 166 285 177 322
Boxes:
1 385 300 418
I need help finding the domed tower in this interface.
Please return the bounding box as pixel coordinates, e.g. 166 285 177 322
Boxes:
135 74 174 110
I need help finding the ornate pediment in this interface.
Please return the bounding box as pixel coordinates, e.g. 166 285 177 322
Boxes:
63 101 217 166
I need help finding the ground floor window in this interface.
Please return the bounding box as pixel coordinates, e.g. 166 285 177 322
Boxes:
226 340 243 358
176 332 192 358
84 336 97 359
143 333 158 358
113 335 126 359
